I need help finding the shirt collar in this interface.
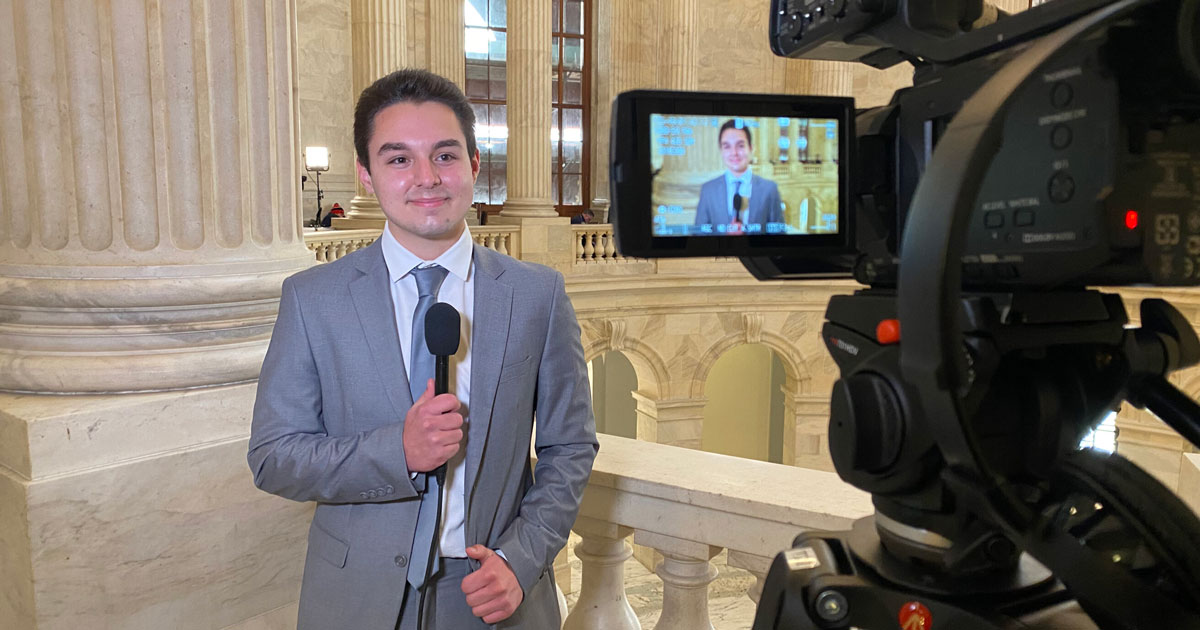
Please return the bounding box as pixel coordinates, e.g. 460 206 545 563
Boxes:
381 225 474 284
725 170 750 187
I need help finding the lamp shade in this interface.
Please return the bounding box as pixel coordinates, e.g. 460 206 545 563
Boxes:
304 146 330 172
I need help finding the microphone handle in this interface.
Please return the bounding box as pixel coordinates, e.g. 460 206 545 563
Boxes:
433 354 450 486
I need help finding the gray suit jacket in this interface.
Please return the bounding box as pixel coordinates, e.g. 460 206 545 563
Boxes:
248 239 598 630
693 173 784 228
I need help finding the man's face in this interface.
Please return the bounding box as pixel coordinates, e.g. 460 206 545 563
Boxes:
357 101 480 257
719 127 751 176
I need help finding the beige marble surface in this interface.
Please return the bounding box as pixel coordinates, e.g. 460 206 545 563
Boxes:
0 468 34 629
23 439 309 630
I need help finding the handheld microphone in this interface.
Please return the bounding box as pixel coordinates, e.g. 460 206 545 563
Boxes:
424 302 460 483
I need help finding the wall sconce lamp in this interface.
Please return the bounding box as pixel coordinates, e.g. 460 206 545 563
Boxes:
303 146 330 229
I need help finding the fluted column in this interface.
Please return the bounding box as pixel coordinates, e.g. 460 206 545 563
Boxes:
808 60 853 96
500 0 556 218
346 0 407 220
660 0 698 90
0 2 315 628
427 0 464 89
0 0 313 394
564 517 640 630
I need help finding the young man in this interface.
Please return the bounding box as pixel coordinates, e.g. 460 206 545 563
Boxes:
693 119 784 232
248 69 598 630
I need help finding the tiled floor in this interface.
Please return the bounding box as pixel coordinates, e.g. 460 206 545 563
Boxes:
562 535 761 629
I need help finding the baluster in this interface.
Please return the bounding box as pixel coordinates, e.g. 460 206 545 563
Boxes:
635 532 720 630
315 243 327 263
564 517 640 630
583 230 595 262
604 231 618 261
498 234 510 256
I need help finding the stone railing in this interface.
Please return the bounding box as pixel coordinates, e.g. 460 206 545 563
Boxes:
573 225 636 265
471 226 521 257
304 228 381 263
561 434 872 629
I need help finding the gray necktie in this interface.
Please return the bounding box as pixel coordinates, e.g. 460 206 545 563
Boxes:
732 179 744 223
407 264 449 590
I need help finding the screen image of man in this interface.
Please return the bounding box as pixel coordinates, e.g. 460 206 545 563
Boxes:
693 119 783 232
247 69 598 630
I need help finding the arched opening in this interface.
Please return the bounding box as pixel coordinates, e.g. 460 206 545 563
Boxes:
701 343 786 462
588 350 638 438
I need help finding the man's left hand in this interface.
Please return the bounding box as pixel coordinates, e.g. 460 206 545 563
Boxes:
462 545 524 623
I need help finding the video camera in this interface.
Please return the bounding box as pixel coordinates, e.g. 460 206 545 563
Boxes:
610 0 1200 627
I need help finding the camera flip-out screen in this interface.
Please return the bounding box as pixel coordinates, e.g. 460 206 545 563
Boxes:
611 90 854 259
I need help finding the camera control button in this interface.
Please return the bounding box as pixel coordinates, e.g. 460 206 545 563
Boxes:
1051 82 1074 108
984 211 1004 228
1014 210 1035 227
1049 171 1075 203
1051 124 1072 149
829 0 847 18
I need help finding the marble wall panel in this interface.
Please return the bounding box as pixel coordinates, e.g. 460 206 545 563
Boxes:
297 0 355 185
25 440 310 630
0 405 31 479
2 384 257 481
0 470 34 630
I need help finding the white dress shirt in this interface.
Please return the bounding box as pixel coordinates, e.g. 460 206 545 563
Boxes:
725 170 753 224
381 225 475 559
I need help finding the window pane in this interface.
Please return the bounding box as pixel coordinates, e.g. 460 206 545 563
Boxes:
550 107 560 172
465 61 489 98
552 69 560 105
563 108 582 174
551 37 560 67
489 64 507 100
564 70 582 105
563 38 583 71
471 102 488 142
465 0 488 27
564 174 582 205
488 30 506 63
465 27 490 60
488 0 506 28
565 0 583 35
552 174 560 205
552 0 560 32
474 161 490 203
489 105 508 205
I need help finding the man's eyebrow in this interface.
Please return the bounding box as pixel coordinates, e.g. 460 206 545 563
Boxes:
375 139 463 155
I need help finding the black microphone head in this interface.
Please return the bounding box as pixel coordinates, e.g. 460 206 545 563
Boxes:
425 302 461 356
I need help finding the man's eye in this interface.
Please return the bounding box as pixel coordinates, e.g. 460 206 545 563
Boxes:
388 156 408 165
436 153 457 162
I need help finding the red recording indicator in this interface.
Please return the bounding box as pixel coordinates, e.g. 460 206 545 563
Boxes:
876 319 901 345
1125 209 1139 230
899 601 933 629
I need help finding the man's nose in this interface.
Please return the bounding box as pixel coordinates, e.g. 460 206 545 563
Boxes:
413 159 441 186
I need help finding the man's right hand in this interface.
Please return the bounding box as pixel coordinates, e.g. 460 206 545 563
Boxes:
403 378 464 473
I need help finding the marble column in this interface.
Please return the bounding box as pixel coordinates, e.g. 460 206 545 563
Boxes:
632 391 707 450
499 0 556 219
660 0 698 91
0 1 314 628
426 0 465 90
344 0 407 223
564 517 640 630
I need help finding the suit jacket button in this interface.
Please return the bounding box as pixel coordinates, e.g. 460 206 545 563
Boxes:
394 554 408 567
360 492 368 499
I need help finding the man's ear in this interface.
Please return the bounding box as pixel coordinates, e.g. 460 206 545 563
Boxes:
470 149 481 181
356 160 375 195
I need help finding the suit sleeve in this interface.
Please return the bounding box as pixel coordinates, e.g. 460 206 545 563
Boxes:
494 273 599 592
694 181 716 226
247 277 420 504
767 180 784 224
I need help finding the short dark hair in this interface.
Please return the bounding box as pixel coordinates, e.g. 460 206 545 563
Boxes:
353 69 478 172
718 119 752 149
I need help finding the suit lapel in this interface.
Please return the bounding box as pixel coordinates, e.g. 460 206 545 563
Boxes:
466 245 513 521
348 239 413 419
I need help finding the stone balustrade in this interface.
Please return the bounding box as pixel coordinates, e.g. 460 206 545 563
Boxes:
574 224 636 265
304 228 381 262
561 434 873 629
471 225 522 257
